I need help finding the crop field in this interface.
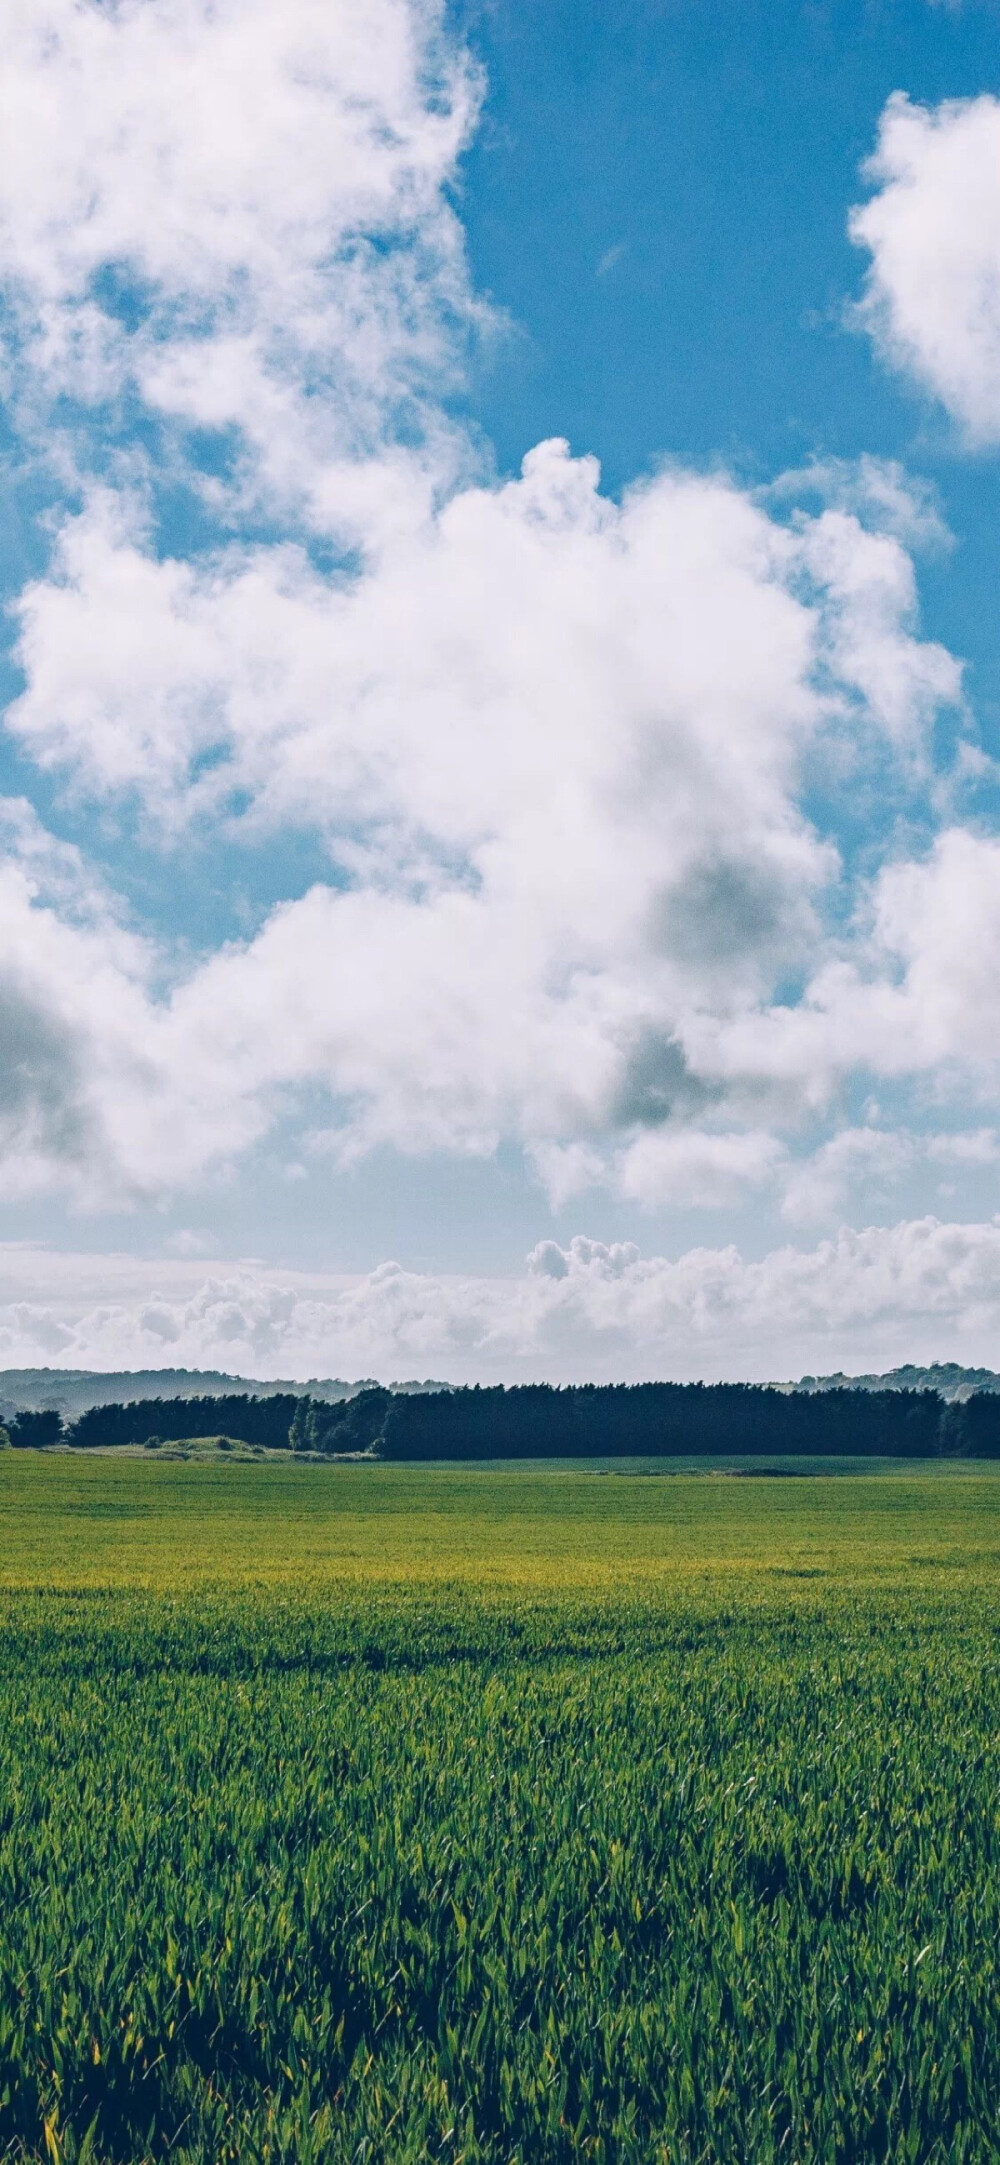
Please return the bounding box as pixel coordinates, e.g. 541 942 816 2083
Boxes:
1 1455 1000 2162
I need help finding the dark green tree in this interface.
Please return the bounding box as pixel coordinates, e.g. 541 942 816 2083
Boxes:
10 1410 64 1448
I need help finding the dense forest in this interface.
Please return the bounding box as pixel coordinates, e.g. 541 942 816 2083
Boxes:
7 1380 1000 1457
290 1382 981 1459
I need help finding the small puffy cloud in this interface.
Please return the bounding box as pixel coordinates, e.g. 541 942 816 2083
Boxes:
851 93 1000 440
616 1129 785 1210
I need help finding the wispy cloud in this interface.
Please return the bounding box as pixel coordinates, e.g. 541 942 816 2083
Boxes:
596 241 626 277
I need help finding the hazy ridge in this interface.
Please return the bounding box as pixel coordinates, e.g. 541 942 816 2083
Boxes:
0 1369 452 1418
788 1363 1000 1402
3 1362 999 1419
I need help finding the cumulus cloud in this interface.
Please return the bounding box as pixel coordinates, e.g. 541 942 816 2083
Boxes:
0 0 483 534
0 453 968 1201
680 828 1000 1121
0 0 993 1293
10 456 960 829
4 1220 1000 1383
851 92 1000 439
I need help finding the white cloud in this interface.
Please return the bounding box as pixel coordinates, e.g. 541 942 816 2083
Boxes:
3 1219 1000 1383
682 828 1000 1115
780 1125 1000 1227
0 448 968 1203
0 0 992 1277
794 507 959 754
782 1126 921 1226
764 456 950 551
851 92 1000 440
11 453 959 826
616 1129 786 1209
0 0 483 535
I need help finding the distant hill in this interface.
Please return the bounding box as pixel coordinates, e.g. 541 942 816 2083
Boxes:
787 1363 1000 1403
0 1368 452 1419
5 1361 997 1422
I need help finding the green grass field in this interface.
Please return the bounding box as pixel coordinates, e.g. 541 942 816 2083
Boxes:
2 1453 1000 2163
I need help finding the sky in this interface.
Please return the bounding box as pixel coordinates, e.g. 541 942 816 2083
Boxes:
1 0 1000 1382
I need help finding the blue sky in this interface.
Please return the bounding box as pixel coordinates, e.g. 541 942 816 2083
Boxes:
462 0 999 676
1 0 1000 1380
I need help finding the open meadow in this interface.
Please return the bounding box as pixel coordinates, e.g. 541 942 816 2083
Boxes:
1 1452 1000 2162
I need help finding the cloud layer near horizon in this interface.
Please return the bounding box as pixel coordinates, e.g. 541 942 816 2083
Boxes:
0 1 999 1372
4 1219 1000 1384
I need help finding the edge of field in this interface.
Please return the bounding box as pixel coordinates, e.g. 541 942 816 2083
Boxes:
19 1442 1000 1475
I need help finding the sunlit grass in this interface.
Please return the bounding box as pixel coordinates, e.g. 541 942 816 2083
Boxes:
3 1449 1000 1595
1 1454 1000 2160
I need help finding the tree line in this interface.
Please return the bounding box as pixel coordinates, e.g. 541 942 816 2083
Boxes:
0 1395 300 1452
4 1381 1000 1457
